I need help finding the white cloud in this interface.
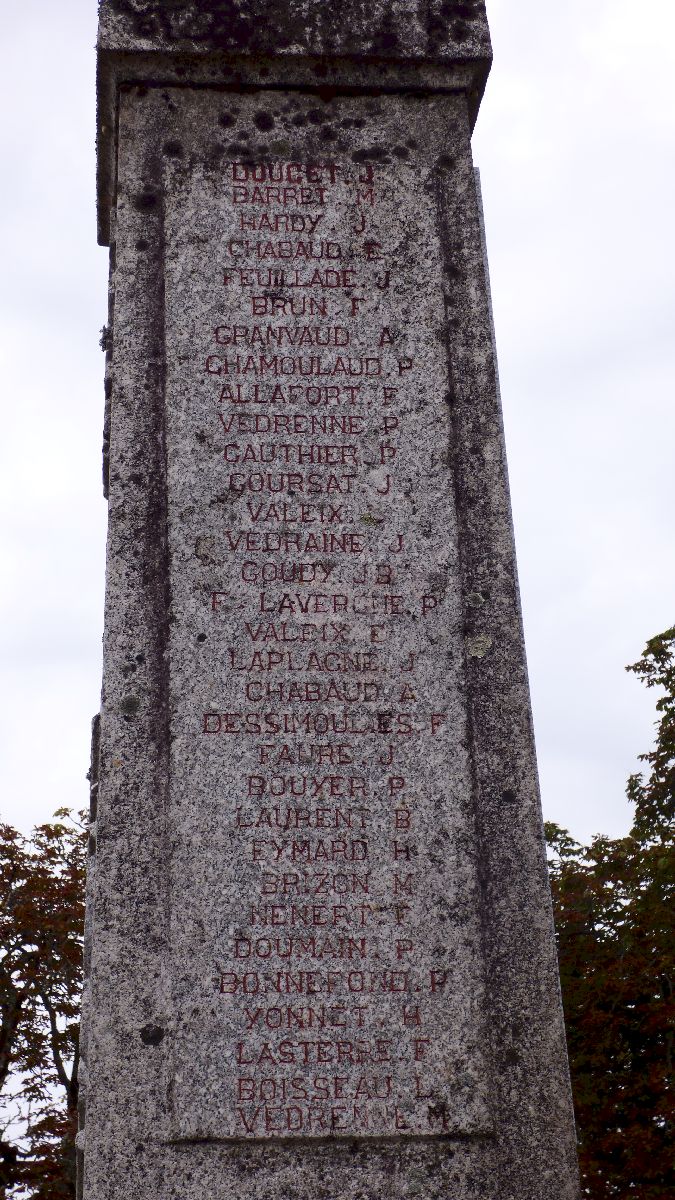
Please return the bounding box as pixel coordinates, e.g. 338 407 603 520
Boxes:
475 0 675 839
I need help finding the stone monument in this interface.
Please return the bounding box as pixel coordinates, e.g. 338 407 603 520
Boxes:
81 2 580 1197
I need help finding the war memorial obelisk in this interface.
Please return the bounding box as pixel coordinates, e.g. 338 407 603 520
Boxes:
81 2 581 1197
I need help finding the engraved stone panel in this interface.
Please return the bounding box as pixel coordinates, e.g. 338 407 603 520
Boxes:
163 91 492 1141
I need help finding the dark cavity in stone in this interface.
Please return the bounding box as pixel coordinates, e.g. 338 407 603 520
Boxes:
352 147 389 163
132 190 158 211
254 110 275 131
369 12 399 53
140 1024 165 1046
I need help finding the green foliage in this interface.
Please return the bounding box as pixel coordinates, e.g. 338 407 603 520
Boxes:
625 627 675 842
546 627 675 1199
0 812 86 1198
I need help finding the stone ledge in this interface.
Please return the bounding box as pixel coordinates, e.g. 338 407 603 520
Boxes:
99 0 491 62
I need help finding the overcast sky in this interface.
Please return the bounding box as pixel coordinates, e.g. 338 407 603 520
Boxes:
0 0 673 843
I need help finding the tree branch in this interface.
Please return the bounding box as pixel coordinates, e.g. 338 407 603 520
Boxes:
36 991 70 1097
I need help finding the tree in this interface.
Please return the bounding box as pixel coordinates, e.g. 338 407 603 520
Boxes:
0 812 86 1199
546 627 675 1199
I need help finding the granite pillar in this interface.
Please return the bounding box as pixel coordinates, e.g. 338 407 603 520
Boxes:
81 3 580 1197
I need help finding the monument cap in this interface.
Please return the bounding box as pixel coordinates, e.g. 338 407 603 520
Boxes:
96 0 492 243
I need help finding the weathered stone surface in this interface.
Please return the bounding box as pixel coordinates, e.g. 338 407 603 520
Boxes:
163 92 493 1143
99 0 491 60
82 4 580 1198
96 1 491 242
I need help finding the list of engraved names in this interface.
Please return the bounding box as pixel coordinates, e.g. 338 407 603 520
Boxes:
164 132 491 1141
